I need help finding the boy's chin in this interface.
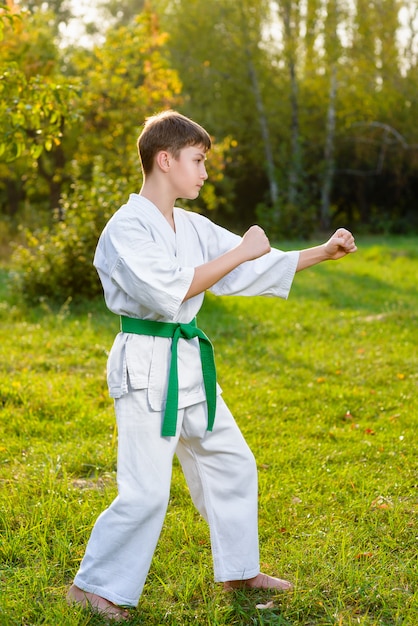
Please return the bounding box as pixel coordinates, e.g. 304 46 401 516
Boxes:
182 191 201 201
178 189 200 200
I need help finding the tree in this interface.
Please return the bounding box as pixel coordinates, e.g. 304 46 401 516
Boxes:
0 3 81 219
239 1 278 207
97 0 146 26
331 0 418 228
8 5 199 301
0 4 79 163
67 9 183 182
4 0 418 241
320 0 345 229
156 0 288 227
275 0 303 210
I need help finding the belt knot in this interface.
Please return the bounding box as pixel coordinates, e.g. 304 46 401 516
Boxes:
120 316 217 437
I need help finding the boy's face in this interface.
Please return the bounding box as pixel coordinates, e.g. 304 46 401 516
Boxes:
167 144 208 200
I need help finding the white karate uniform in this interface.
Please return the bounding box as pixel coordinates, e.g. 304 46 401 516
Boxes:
73 194 299 607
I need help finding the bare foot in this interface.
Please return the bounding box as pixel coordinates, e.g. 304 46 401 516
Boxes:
223 572 293 592
66 584 130 621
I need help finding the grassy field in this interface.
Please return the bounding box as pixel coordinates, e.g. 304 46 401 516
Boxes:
0 236 417 625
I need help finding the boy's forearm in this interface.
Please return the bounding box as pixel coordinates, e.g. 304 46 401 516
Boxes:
183 246 248 301
296 245 329 272
296 229 357 271
183 224 271 301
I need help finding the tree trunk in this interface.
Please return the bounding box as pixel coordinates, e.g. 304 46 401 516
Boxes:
240 4 278 209
282 4 300 207
245 54 279 207
321 64 337 230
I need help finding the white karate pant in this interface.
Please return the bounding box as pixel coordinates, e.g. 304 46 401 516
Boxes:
73 390 260 607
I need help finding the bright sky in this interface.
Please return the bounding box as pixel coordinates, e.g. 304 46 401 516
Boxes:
58 0 106 47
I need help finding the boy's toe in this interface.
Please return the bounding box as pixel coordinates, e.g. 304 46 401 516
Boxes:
66 584 130 621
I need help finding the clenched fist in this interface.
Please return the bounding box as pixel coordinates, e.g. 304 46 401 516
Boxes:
324 228 357 260
240 225 271 261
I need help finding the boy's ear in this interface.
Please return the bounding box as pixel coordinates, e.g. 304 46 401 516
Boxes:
156 150 171 172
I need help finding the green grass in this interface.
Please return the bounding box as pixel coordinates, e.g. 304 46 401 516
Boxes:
0 236 417 625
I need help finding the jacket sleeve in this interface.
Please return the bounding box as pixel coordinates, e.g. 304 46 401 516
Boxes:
189 213 300 299
94 213 195 319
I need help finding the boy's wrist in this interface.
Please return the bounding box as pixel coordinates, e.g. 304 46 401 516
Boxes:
320 243 333 261
234 241 255 265
296 244 329 271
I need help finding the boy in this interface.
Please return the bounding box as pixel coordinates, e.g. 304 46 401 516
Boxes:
67 110 357 621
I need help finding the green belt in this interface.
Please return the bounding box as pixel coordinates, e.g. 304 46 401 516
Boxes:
120 316 217 437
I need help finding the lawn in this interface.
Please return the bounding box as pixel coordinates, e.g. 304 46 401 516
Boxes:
0 236 417 625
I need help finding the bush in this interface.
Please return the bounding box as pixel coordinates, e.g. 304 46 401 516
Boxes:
10 159 130 304
256 199 317 240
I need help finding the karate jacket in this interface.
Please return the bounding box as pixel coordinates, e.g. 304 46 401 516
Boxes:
93 194 299 412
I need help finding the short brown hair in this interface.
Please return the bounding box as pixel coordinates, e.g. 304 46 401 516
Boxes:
137 110 211 175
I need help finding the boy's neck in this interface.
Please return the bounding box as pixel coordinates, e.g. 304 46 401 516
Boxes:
139 182 176 230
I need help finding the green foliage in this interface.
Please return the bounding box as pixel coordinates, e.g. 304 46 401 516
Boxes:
68 10 183 180
10 159 128 303
0 236 417 624
8 140 237 302
256 200 317 240
0 6 81 162
156 0 418 231
0 63 80 161
0 3 20 40
0 5 188 229
2 0 418 239
157 0 289 218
